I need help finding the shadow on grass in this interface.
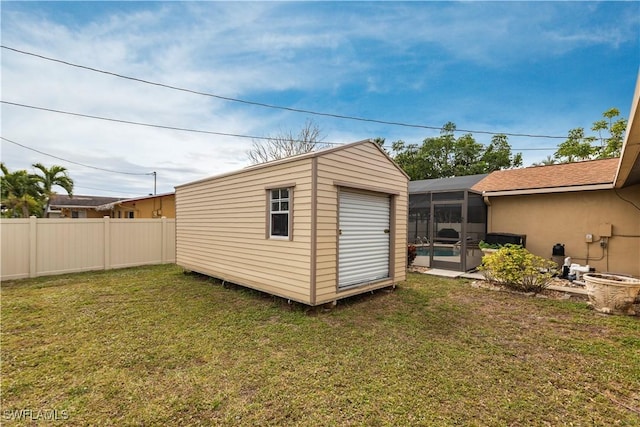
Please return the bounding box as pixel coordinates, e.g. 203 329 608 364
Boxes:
182 269 404 315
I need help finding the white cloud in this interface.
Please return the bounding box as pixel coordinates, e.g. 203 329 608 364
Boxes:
1 1 637 197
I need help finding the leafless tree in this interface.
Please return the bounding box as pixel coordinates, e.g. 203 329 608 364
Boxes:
247 119 327 164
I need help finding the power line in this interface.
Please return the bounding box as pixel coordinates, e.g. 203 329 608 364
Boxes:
1 44 569 140
1 101 557 151
1 136 154 176
1 100 344 145
511 147 555 151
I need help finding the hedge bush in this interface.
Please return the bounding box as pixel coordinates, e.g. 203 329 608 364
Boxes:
478 244 557 293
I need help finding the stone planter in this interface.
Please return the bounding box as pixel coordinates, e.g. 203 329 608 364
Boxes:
583 273 640 315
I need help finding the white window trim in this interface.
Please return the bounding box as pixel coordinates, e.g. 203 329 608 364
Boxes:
266 184 295 240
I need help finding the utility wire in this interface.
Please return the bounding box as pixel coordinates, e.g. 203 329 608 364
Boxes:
1 136 154 176
1 100 344 145
1 45 569 140
1 101 556 151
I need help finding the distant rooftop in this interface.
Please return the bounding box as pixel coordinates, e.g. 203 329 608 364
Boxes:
96 192 175 211
49 195 125 208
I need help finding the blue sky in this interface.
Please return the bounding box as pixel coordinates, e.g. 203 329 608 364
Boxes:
1 1 638 197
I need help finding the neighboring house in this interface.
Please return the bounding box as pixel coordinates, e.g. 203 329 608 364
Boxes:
175 140 409 306
48 195 125 219
97 192 175 219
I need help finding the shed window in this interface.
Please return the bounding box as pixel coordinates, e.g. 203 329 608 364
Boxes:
269 188 290 238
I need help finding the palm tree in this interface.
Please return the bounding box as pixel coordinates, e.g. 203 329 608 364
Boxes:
532 156 557 166
1 163 41 217
32 163 74 217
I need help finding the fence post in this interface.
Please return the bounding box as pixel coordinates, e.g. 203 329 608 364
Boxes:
103 216 111 270
29 216 37 278
161 216 167 264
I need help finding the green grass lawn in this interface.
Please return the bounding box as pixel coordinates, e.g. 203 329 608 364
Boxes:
1 264 639 426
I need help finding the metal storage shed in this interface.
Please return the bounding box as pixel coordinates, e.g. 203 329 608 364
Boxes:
175 140 409 306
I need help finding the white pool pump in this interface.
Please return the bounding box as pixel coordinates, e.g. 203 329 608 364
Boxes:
569 262 590 281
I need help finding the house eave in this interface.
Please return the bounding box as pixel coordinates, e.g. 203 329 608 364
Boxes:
49 205 101 210
482 183 614 197
614 70 640 188
95 204 116 211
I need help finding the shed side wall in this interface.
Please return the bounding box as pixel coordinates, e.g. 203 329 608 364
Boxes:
176 159 314 303
486 184 640 277
315 143 408 304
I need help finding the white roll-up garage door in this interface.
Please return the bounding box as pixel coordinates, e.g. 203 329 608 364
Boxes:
338 190 390 289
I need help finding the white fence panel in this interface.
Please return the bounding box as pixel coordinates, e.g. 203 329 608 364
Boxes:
0 217 176 281
0 219 31 280
164 219 176 263
110 219 164 268
36 219 106 276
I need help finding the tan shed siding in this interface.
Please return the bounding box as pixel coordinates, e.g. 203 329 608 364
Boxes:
314 143 408 304
487 185 640 277
176 159 314 303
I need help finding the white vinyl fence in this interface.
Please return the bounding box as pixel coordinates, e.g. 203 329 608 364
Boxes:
1 217 176 281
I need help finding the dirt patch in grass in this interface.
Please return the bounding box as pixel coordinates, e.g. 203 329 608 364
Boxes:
2 266 639 426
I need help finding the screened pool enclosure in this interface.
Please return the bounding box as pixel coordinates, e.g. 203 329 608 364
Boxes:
409 174 488 272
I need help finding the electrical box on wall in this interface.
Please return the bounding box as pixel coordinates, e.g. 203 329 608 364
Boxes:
585 233 593 243
599 223 612 237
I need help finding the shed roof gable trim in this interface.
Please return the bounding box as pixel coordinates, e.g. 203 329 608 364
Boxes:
176 140 408 189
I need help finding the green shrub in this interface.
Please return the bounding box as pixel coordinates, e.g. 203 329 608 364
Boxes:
408 245 417 266
479 240 502 250
478 244 557 293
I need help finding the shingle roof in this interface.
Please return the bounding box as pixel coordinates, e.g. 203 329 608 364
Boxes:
96 192 175 211
472 158 619 193
49 195 125 208
410 174 488 193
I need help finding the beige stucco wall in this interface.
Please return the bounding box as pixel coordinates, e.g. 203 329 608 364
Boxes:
486 184 640 277
60 207 104 218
